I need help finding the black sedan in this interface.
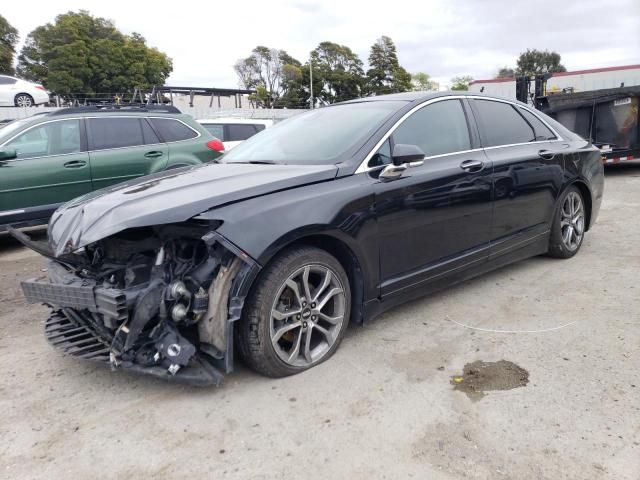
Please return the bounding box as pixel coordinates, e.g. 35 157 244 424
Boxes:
15 92 604 385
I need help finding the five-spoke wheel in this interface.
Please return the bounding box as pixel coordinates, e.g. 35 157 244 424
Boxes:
236 246 351 377
548 186 587 258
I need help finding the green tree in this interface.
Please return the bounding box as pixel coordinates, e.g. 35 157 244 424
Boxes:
516 49 566 76
0 15 18 74
411 72 438 91
366 36 411 95
17 11 172 96
310 41 364 103
234 46 303 107
450 75 473 91
496 67 515 78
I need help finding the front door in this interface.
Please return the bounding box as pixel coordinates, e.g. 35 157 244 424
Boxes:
0 118 91 224
86 117 168 190
371 99 494 297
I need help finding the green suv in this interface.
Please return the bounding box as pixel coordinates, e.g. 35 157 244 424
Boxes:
0 105 224 231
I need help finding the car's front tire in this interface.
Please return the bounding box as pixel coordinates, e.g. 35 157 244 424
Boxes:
236 246 351 377
14 93 34 107
547 186 586 258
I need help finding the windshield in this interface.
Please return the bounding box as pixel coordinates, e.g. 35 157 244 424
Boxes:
222 101 405 165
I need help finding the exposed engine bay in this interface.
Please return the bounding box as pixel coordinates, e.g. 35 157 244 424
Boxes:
17 222 259 386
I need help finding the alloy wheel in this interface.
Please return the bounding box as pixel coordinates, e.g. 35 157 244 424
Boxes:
560 191 584 251
15 95 33 107
269 264 346 367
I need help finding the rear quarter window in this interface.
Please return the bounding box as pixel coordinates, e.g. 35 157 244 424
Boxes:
519 108 556 141
150 118 199 142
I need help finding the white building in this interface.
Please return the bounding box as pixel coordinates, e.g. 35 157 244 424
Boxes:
469 64 640 101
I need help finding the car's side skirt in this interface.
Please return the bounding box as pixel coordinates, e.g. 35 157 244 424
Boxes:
0 202 62 232
363 232 549 322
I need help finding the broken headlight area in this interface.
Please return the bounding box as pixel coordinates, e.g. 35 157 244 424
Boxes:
20 222 259 387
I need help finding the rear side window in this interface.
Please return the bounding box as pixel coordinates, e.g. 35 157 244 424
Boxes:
150 118 198 142
392 99 471 157
227 124 259 142
202 124 225 140
519 108 556 141
473 100 535 147
87 118 146 150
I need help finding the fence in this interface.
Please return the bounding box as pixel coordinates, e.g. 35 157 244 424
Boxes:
0 106 306 122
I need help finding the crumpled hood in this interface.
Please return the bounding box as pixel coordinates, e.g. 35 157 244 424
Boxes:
48 162 338 256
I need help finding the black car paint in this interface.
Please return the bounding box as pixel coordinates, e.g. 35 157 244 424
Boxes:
47 162 338 257
21 91 604 383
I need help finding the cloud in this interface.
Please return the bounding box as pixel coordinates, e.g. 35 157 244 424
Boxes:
2 0 638 89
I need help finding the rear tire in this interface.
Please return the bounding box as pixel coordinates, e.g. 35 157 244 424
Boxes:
236 246 351 378
14 93 34 107
547 186 586 258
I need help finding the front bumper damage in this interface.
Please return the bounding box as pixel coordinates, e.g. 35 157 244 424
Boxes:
17 227 260 387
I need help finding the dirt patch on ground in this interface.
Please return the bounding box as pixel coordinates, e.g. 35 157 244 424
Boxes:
451 360 529 401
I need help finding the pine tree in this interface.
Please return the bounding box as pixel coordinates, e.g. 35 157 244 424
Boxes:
366 36 412 95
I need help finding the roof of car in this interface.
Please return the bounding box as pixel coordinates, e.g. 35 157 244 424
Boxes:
339 90 526 105
198 118 274 125
46 104 182 117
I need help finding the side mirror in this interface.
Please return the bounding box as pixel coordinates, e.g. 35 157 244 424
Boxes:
380 144 425 181
0 148 17 161
392 144 425 166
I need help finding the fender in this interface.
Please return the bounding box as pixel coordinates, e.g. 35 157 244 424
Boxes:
195 172 380 300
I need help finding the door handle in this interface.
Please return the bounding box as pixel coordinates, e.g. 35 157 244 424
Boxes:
63 160 87 168
538 149 555 160
460 159 484 173
144 151 164 158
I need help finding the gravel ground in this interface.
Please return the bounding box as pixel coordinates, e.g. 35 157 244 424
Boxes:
1 164 639 479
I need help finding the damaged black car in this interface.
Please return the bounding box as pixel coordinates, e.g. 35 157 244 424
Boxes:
15 92 604 386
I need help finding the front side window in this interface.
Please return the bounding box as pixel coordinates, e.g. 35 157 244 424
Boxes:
87 118 145 150
202 123 225 140
474 100 535 147
392 99 471 157
227 124 258 142
150 118 198 142
6 119 81 159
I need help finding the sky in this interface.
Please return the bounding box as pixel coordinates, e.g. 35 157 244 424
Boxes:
2 0 639 89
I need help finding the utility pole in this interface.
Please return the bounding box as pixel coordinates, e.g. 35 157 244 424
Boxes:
309 61 314 109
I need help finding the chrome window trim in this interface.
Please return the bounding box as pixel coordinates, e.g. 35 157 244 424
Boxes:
0 115 200 162
0 117 83 163
355 95 564 174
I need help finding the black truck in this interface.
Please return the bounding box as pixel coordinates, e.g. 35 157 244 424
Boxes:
536 85 640 165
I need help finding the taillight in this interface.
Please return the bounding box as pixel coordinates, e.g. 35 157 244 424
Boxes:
206 139 224 152
35 85 45 91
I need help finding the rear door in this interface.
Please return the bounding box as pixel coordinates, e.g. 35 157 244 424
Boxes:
0 118 91 222
148 117 203 163
469 99 564 256
87 117 168 190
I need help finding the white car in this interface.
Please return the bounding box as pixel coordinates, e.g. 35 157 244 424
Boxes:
197 118 273 150
0 75 50 107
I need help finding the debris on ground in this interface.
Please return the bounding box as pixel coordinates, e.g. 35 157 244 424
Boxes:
451 360 529 401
